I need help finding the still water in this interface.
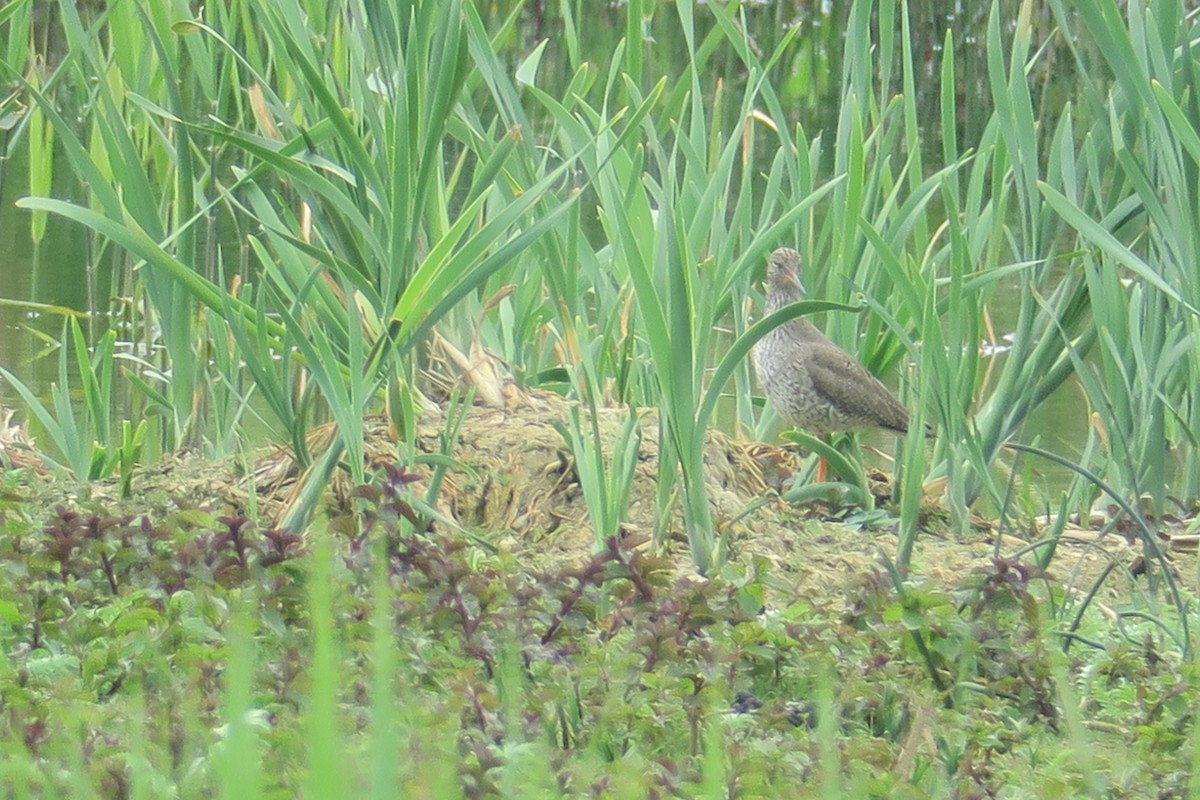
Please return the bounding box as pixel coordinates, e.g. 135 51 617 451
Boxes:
0 143 104 391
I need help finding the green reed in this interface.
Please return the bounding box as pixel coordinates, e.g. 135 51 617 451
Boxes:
2 3 1199 798
1040 0 1200 520
3 0 1197 629
7 0 1190 582
0 318 119 482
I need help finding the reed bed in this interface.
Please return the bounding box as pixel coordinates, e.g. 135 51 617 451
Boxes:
2 0 1199 795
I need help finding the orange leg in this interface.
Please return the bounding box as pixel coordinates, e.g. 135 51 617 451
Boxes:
815 434 828 482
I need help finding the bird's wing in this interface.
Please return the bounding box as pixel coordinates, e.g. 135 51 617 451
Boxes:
805 343 910 433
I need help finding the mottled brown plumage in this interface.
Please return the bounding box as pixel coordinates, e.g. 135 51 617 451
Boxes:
753 247 911 436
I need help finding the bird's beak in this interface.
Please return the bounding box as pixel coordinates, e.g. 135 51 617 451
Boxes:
785 268 803 292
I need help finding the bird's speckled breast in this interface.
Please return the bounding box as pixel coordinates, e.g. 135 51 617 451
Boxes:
754 324 825 432
753 320 895 435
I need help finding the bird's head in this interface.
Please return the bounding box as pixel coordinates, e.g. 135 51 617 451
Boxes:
765 247 804 301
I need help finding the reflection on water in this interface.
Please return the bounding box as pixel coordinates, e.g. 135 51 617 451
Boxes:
0 142 104 395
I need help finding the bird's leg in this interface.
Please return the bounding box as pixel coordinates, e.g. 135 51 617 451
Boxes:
815 433 861 484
